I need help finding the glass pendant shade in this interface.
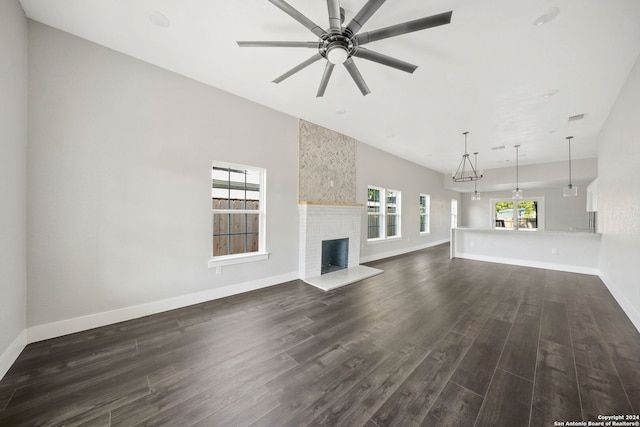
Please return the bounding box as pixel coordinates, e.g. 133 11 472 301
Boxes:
563 136 578 197
563 184 578 197
471 163 481 200
512 188 523 199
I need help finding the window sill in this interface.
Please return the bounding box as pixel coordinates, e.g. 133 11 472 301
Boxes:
208 252 270 268
420 232 431 236
367 236 402 245
367 238 386 244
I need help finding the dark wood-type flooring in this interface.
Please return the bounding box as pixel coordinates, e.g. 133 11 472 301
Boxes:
1 243 639 426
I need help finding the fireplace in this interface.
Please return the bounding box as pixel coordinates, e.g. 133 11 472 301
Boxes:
321 238 349 275
298 203 361 280
298 202 382 290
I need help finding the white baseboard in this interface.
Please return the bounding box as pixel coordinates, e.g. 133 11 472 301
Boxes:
360 239 449 264
454 252 601 276
27 272 299 344
0 329 28 381
599 273 640 334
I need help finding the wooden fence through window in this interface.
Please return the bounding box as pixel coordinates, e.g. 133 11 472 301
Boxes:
212 199 259 256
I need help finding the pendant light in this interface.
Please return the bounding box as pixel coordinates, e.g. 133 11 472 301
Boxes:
563 136 578 197
512 145 523 199
452 132 483 182
471 152 481 200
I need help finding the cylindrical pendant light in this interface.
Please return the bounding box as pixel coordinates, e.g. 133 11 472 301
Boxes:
512 145 523 199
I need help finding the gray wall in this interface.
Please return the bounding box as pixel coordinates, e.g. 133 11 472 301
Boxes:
27 21 300 327
0 0 28 371
598 53 640 330
461 185 590 231
357 143 459 261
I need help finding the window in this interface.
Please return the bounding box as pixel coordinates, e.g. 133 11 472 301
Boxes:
419 194 430 234
209 162 268 268
368 187 383 239
367 186 402 241
386 190 401 238
492 198 544 230
451 199 458 228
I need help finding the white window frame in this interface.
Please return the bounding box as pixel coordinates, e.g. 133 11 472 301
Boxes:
490 197 545 231
419 194 430 234
367 186 385 242
367 186 402 242
386 189 402 239
208 161 269 268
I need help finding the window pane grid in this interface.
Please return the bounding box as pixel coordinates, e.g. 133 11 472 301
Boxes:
387 214 398 237
368 188 381 213
420 194 430 233
368 214 382 239
368 186 401 240
494 200 538 229
212 164 263 257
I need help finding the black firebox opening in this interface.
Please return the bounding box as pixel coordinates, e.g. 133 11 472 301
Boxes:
321 238 349 275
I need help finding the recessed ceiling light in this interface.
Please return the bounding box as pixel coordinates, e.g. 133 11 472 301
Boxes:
543 89 559 98
533 7 560 26
147 11 171 28
335 109 347 115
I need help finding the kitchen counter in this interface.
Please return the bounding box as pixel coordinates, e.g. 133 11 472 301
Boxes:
451 227 601 275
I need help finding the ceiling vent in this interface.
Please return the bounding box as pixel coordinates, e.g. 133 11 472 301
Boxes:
568 113 585 122
491 145 506 150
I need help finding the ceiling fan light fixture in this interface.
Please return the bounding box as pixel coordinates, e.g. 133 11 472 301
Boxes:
327 45 349 64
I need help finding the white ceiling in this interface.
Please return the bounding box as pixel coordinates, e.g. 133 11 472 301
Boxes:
19 0 640 174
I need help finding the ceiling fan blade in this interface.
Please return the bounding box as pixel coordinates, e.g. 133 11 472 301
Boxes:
345 0 386 36
353 47 417 73
268 0 326 38
343 57 371 96
356 10 452 45
316 62 335 97
237 41 318 48
273 53 324 83
327 0 342 33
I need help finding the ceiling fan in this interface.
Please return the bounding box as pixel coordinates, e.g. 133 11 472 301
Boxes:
237 0 453 97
